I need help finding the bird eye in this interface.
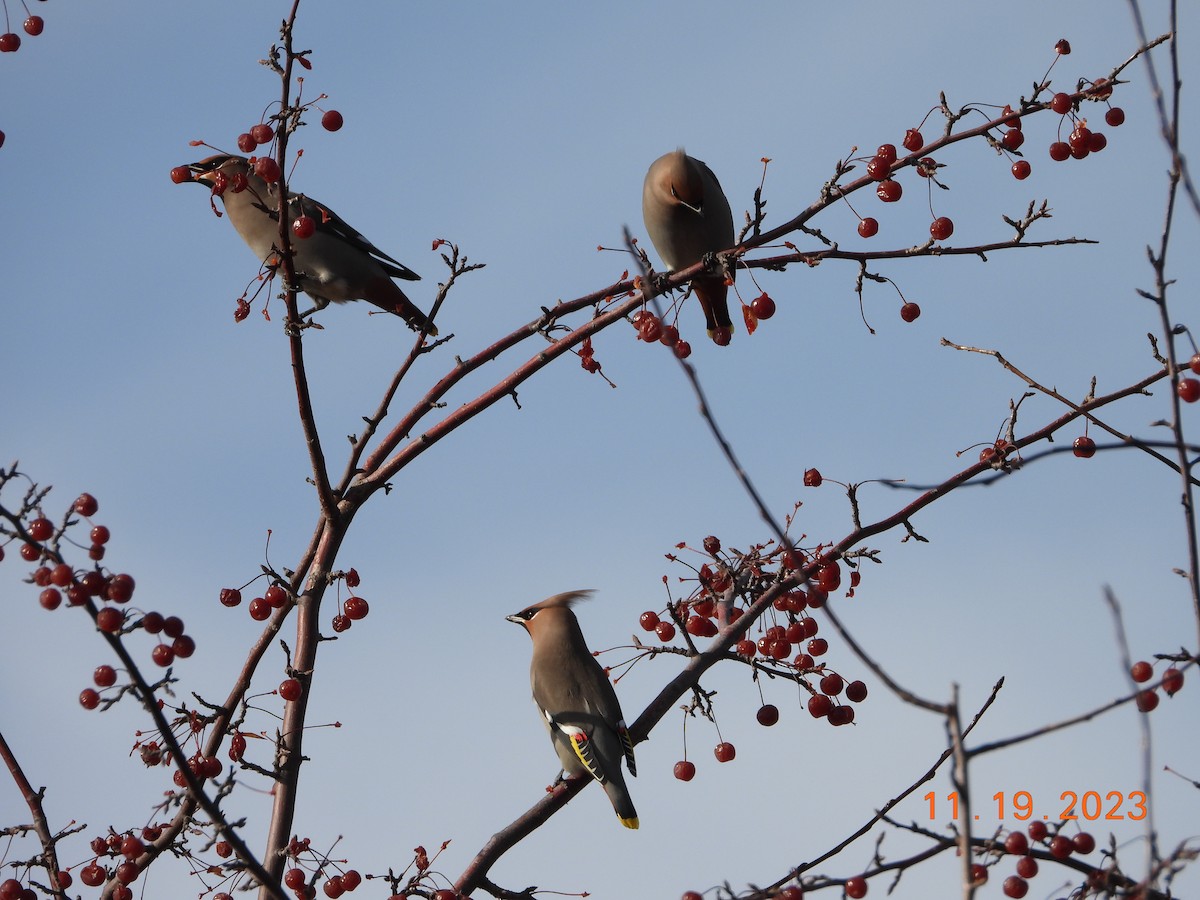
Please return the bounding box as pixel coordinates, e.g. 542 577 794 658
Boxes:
520 609 537 621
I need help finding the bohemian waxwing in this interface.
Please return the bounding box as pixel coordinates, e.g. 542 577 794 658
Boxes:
506 590 638 829
183 154 436 334
641 149 736 342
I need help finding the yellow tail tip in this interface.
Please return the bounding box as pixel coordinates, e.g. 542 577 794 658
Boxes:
619 816 639 830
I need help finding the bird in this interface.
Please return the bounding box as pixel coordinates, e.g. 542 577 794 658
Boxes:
641 148 735 343
182 154 436 334
506 590 638 829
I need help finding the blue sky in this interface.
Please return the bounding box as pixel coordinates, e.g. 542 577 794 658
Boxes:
2 2 1198 898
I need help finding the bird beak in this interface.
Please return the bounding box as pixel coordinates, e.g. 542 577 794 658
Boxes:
504 614 524 626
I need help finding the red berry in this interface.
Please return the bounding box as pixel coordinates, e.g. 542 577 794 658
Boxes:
1072 436 1096 458
28 517 53 541
91 525 111 545
254 157 281 183
655 621 675 642
80 688 100 710
0 33 21 52
1190 352 1200 375
250 123 274 145
876 179 902 202
1136 689 1159 712
249 597 272 620
151 644 175 667
803 467 822 487
659 324 680 347
1050 92 1073 115
673 760 696 781
735 638 756 657
1068 126 1093 153
756 704 780 726
80 865 105 887
1049 835 1073 859
778 888 802 900
1089 131 1107 152
1027 821 1047 842
674 340 692 359
808 694 833 718
341 870 361 891
285 869 306 890
1012 160 1032 180
639 611 660 631
1002 129 1025 151
1002 875 1028 898
1004 831 1029 855
229 733 247 762
1162 667 1184 696
106 573 135 603
220 588 242 607
902 128 923 152
237 133 257 153
279 678 303 701
140 611 163 634
170 165 194 184
714 741 735 762
322 110 345 132
19 543 39 562
1072 832 1096 854
1178 378 1200 402
1055 38 1071 55
711 327 732 347
344 596 369 620
293 216 316 239
120 835 144 859
1130 660 1153 682
173 635 196 659
97 607 124 633
875 144 897 165
751 293 776 320
845 680 868 702
900 302 921 322
857 217 879 238
1014 856 1037 878
39 588 62 610
970 864 988 885
930 217 954 241
50 563 73 586
324 877 345 898
1049 142 1071 161
23 16 44 36
332 614 351 632
866 156 891 181
162 615 184 638
94 665 117 687
1105 107 1126 127
828 705 855 726
820 673 844 695
845 875 868 899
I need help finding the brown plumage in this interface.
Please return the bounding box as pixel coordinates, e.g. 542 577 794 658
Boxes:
506 590 638 829
641 149 735 342
182 154 436 334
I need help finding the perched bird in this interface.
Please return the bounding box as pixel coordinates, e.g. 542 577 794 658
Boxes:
183 154 436 334
641 148 735 343
506 590 638 829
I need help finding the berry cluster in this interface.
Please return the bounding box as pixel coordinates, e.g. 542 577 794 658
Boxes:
1130 658 1184 712
643 533 871 782
0 0 45 59
276 836 366 900
14 492 198 689
997 822 1097 898
631 309 692 359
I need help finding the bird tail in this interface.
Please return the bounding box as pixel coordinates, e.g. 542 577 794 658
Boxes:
362 277 438 336
604 778 639 830
693 277 733 340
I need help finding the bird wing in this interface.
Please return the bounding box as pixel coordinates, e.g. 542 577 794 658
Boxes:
290 194 421 282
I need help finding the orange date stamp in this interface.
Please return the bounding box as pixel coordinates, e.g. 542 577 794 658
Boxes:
925 790 1147 821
